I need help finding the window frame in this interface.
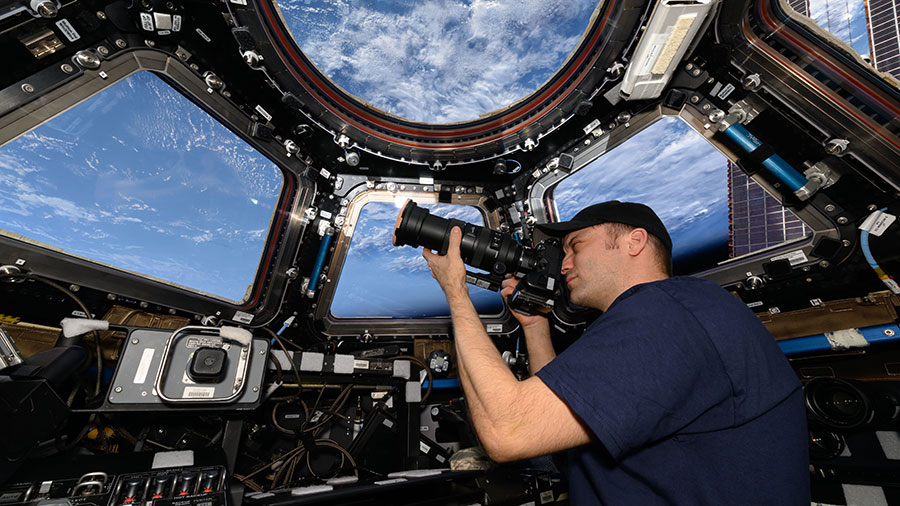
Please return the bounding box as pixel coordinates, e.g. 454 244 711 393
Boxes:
314 188 514 337
528 105 839 288
0 50 311 324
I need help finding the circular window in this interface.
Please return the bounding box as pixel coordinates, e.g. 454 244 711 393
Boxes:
274 0 598 125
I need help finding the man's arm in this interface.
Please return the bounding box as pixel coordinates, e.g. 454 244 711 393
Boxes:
424 227 592 462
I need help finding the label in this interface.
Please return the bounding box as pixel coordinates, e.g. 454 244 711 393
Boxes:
637 35 666 75
139 12 154 31
435 454 446 463
0 493 23 503
746 301 763 308
39 482 52 494
810 298 823 307
486 324 503 333
419 176 434 184
233 310 254 324
583 118 601 135
72 310 88 317
320 168 331 179
717 83 735 99
710 82 723 97
539 490 554 504
134 348 155 384
172 15 182 32
768 307 781 315
255 104 272 122
860 210 896 237
374 478 406 486
420 425 429 432
196 28 211 42
419 441 431 454
354 359 370 370
56 19 81 42
382 418 394 428
319 210 333 219
158 30 171 36
770 249 808 266
183 386 215 399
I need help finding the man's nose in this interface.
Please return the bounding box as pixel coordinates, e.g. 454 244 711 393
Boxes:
561 254 572 275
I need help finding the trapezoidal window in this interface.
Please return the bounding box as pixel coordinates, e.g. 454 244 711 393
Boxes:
0 71 284 302
552 116 812 274
331 201 504 318
273 0 599 123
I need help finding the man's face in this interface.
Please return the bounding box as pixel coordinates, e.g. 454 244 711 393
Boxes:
560 224 623 309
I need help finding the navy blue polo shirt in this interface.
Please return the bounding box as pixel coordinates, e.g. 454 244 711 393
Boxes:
536 276 809 505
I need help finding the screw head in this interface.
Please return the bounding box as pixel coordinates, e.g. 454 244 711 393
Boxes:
819 260 831 268
61 63 75 74
115 38 127 49
97 45 109 56
75 50 101 69
867 204 878 211
842 239 851 247
96 10 107 20
689 95 701 104
824 204 836 212
107 293 117 301
691 68 702 77
885 329 896 337
21 83 34 93
252 386 259 392
145 39 155 47
837 216 849 225
114 386 123 393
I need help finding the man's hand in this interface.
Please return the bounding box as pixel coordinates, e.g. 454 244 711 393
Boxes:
501 275 547 329
423 226 468 299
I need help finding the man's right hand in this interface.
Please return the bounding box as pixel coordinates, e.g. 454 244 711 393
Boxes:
500 275 548 329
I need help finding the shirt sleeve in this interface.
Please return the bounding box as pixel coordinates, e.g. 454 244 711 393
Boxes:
536 289 735 460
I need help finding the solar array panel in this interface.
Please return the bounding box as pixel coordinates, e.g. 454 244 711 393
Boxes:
866 0 900 78
728 162 811 257
787 0 810 16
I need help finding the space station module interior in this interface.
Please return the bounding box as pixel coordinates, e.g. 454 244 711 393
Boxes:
1 0 900 503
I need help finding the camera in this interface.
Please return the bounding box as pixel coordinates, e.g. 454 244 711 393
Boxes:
392 200 564 316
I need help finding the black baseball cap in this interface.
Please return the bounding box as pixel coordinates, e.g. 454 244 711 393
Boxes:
536 201 672 251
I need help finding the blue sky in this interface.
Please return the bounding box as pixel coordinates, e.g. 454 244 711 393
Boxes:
807 0 870 57
0 72 282 302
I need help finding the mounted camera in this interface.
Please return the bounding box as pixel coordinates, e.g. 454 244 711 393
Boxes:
392 200 565 317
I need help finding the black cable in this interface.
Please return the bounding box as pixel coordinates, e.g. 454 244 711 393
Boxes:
262 327 303 398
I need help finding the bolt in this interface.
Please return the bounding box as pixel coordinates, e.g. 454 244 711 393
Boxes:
837 216 849 225
189 63 199 70
69 284 79 292
885 329 896 337
867 204 878 211
691 68 702 77
168 308 176 315
709 109 725 122
139 301 149 309
145 39 155 47
842 239 851 247
97 45 109 56
825 138 849 155
114 386 123 393
824 204 836 212
132 338 139 344
34 0 57 17
96 10 107 19
75 50 101 69
252 386 259 392
819 260 831 268
686 63 694 71
21 83 34 93
259 349 265 355
689 95 700 104
701 104 710 111
141 391 148 397
204 72 224 90
61 63 74 74
243 50 262 68
616 112 632 123
107 293 117 301
115 38 127 49
166 1 174 8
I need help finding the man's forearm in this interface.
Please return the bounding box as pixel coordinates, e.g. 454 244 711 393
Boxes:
521 321 555 376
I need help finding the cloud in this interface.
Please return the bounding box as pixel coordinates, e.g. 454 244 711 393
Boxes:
281 0 596 123
808 0 870 57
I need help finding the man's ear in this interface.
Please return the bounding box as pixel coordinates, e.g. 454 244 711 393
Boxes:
627 228 649 256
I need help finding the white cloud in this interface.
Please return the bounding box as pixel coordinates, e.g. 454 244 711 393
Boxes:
282 0 596 123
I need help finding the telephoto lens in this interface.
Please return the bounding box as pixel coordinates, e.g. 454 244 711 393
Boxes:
392 199 540 276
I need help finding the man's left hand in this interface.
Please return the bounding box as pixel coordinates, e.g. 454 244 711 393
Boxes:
423 226 467 298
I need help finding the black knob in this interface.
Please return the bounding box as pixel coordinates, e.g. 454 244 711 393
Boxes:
175 472 197 496
122 477 144 503
199 470 220 493
150 475 171 499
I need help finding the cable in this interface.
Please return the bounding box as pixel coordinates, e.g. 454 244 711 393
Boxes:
262 327 303 398
859 208 900 294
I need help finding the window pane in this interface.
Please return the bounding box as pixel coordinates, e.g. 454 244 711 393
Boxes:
332 201 504 317
553 117 809 274
275 0 597 123
0 71 283 301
